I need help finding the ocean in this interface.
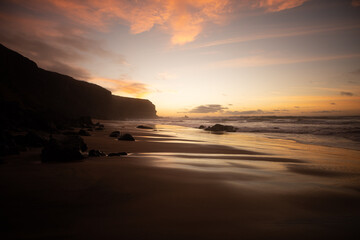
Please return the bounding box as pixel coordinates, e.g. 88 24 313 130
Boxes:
138 116 360 152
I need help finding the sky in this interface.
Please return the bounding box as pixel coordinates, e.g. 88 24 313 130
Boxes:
0 0 360 117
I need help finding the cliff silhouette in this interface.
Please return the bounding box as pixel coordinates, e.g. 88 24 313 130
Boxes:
0 43 157 128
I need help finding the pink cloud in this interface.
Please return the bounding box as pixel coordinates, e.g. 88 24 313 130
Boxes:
8 0 308 45
252 0 308 12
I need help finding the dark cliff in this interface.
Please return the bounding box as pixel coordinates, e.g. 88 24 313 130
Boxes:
0 43 157 126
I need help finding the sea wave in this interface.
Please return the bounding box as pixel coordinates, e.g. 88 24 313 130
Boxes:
149 116 360 151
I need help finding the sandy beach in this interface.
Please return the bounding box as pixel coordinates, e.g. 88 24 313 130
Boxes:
1 120 360 240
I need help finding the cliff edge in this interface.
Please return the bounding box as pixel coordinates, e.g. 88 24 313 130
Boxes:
0 43 157 127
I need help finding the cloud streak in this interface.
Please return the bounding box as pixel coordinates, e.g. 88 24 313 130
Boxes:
253 0 308 12
350 68 360 75
89 77 151 98
225 109 274 115
186 106 277 115
212 53 360 68
190 24 360 49
188 104 227 113
340 91 354 96
310 110 341 114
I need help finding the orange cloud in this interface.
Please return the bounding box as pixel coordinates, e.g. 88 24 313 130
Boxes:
167 0 230 45
89 77 151 98
11 0 230 45
9 0 307 45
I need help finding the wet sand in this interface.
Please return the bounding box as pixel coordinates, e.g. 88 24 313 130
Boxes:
1 121 360 239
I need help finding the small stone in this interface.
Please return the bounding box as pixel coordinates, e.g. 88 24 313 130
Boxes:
88 149 106 157
136 125 153 129
108 152 127 157
118 133 135 141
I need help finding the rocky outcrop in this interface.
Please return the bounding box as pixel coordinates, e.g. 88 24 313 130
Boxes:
88 149 106 157
1 130 49 157
41 135 87 162
205 124 237 132
111 96 157 119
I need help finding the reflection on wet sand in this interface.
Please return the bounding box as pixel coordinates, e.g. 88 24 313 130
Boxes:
133 124 360 195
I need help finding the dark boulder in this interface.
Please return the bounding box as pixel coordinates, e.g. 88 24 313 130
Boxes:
109 131 120 138
108 152 127 157
136 125 153 129
78 129 91 136
199 125 206 129
64 135 87 152
41 135 87 162
95 126 104 131
205 124 237 132
118 133 135 141
0 131 19 156
88 149 106 157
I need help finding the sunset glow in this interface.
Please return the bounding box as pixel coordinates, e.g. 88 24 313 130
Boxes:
1 0 359 116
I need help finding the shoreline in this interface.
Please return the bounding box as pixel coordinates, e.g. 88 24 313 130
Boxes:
126 116 360 152
1 120 360 239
